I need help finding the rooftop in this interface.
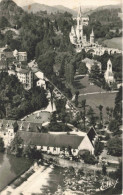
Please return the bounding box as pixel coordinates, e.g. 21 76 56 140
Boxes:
82 58 101 65
0 119 42 133
18 131 84 149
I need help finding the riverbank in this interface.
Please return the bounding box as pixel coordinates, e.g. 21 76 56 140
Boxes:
0 153 32 192
1 163 53 195
1 157 119 195
43 153 118 172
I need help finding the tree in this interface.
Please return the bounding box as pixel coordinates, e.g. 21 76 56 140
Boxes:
64 88 72 99
94 140 104 156
108 119 119 134
102 164 107 175
48 83 54 110
0 16 10 29
55 98 66 114
113 87 122 124
75 91 79 107
81 150 97 164
65 63 74 85
78 62 88 75
107 137 122 156
89 64 101 82
81 99 87 130
67 145 72 155
106 106 110 122
87 106 98 128
0 137 5 152
9 134 24 157
38 51 55 78
97 105 103 127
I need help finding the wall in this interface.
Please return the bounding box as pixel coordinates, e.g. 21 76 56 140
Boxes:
78 136 94 154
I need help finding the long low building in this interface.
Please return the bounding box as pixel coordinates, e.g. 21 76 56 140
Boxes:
18 127 98 156
0 119 98 155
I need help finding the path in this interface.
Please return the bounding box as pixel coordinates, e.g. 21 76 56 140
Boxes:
78 90 118 97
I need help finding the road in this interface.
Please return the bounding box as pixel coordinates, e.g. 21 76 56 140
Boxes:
72 90 118 101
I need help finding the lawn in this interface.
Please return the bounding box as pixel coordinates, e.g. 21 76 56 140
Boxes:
72 75 117 119
73 75 106 94
23 111 51 123
103 37 122 50
78 92 117 119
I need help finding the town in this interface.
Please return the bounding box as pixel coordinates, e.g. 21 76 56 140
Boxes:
0 0 122 194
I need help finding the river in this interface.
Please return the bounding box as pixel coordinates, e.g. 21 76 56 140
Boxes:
0 153 119 195
0 153 64 194
0 153 32 191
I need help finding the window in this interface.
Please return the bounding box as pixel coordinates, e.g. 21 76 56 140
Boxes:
53 147 56 151
41 146 43 149
47 146 49 150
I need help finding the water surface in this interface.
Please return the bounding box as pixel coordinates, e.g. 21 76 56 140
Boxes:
0 153 32 191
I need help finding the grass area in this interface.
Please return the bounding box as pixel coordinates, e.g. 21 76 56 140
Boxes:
24 111 51 123
102 37 122 50
72 75 117 119
73 75 106 94
78 92 117 119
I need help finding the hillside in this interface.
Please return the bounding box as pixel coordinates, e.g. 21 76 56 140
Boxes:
0 0 23 26
23 3 77 16
89 7 122 26
85 4 121 15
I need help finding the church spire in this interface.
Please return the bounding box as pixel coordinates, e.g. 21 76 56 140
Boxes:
78 6 82 17
91 28 94 36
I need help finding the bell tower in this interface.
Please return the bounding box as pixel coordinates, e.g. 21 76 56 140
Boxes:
76 6 83 42
90 28 94 44
107 59 112 72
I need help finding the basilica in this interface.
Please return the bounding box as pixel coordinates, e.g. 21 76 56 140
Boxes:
69 6 95 52
69 7 122 55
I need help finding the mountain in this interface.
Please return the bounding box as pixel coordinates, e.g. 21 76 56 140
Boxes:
95 4 121 11
53 5 77 16
0 0 23 25
85 4 121 15
73 6 97 15
23 3 77 16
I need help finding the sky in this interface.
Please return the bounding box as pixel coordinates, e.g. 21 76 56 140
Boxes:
12 0 121 9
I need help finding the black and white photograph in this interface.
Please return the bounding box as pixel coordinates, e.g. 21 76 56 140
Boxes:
0 0 122 194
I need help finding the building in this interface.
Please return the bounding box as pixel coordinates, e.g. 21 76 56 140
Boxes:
69 8 122 55
16 66 34 90
35 71 46 89
90 29 94 44
0 120 18 147
104 59 115 86
0 119 98 155
18 127 98 155
69 6 95 52
82 58 101 73
13 49 27 62
0 120 42 147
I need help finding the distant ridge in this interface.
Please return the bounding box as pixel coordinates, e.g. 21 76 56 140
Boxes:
85 4 121 15
23 3 77 16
